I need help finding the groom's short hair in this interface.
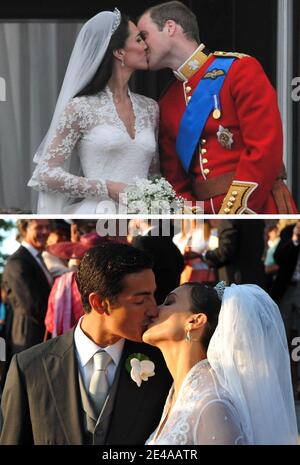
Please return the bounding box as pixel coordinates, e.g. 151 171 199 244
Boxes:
76 242 153 312
146 1 200 43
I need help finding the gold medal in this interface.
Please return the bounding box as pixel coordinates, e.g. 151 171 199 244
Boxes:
213 109 221 119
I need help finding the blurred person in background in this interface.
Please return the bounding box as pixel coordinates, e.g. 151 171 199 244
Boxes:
264 223 280 294
42 221 73 278
44 232 109 338
201 219 266 288
174 220 217 286
2 219 52 359
272 220 300 398
132 219 184 305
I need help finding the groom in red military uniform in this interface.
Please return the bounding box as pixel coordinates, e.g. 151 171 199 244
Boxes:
138 2 298 214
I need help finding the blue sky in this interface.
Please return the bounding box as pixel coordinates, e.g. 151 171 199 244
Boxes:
1 221 19 256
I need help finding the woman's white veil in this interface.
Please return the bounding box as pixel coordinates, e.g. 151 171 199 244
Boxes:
28 9 121 213
207 284 298 445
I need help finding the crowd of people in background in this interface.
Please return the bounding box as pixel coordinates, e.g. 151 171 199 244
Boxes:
0 218 300 400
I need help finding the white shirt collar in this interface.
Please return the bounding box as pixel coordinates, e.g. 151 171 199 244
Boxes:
74 316 125 369
21 241 40 258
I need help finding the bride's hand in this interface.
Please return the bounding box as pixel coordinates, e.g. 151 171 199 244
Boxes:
106 180 127 202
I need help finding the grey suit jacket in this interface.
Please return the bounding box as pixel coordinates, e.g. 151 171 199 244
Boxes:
0 329 172 445
2 246 51 355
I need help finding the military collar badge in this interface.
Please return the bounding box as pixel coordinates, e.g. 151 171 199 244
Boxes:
188 59 201 72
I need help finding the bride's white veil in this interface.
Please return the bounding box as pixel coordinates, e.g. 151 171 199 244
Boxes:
28 9 121 213
207 284 298 445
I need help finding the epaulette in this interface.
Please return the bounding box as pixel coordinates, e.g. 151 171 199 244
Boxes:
214 51 250 59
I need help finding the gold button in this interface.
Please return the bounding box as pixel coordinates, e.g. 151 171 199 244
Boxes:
204 169 210 175
185 86 192 93
229 197 236 202
224 208 231 214
202 158 208 164
231 191 238 197
201 139 207 145
201 148 207 155
227 202 233 208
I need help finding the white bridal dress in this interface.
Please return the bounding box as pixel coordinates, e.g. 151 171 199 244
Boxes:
147 285 299 446
28 87 159 213
146 359 246 445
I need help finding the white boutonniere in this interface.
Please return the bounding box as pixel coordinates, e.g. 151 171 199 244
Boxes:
125 353 155 387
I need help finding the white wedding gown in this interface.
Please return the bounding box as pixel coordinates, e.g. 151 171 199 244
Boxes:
146 359 246 445
28 86 159 213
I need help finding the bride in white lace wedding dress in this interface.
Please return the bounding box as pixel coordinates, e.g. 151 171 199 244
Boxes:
28 9 159 214
143 283 298 445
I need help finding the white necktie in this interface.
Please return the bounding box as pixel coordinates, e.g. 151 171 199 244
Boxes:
89 351 112 415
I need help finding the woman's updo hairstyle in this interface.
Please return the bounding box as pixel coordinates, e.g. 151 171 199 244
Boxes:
182 282 222 350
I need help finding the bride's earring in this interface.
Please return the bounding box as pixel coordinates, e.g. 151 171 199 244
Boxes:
185 330 199 342
121 57 125 67
185 330 192 342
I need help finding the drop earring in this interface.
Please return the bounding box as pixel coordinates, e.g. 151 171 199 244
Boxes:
185 330 199 343
121 57 125 67
185 330 191 342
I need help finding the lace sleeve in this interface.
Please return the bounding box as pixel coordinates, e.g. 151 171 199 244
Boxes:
148 99 161 177
195 400 245 445
31 99 108 199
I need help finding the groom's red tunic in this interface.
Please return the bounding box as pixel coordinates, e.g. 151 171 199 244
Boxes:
159 48 297 214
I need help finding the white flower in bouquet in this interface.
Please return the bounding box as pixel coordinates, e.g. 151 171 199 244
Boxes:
122 176 185 214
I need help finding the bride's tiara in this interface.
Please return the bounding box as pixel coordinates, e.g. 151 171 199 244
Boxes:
112 8 121 34
214 281 227 301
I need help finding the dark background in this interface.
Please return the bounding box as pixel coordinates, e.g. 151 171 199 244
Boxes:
0 0 278 86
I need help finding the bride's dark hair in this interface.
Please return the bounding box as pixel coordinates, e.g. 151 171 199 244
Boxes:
76 14 130 98
182 282 221 350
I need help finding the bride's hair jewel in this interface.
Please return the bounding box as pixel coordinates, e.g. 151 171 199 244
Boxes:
112 8 122 34
214 281 227 301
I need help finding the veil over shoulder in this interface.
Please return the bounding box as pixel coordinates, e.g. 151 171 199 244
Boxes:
28 10 121 213
207 284 299 445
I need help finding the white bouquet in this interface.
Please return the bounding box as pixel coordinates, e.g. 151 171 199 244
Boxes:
122 176 185 214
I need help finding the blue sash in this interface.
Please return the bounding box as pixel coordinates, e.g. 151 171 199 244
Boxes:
176 57 235 173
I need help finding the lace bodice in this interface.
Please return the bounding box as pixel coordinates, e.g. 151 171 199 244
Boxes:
28 87 159 213
146 360 246 445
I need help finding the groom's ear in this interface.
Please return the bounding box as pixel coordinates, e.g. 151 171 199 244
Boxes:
89 292 107 315
164 19 176 36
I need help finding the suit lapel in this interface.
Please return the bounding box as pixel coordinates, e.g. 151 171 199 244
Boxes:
19 246 51 291
42 330 84 444
105 340 152 444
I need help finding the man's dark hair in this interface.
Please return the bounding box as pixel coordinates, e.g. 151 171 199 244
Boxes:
182 282 221 350
76 14 130 97
76 242 153 312
146 1 200 43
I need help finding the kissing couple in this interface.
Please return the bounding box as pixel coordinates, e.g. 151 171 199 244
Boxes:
0 241 298 445
27 2 297 215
